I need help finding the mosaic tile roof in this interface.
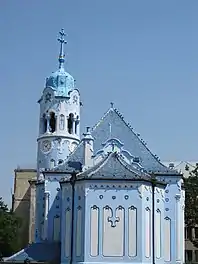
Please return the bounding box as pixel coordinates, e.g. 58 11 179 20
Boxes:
78 152 152 181
57 106 178 174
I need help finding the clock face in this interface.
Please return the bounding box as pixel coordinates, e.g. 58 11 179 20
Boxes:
41 140 52 153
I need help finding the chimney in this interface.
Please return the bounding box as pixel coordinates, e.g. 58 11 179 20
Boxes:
82 127 94 170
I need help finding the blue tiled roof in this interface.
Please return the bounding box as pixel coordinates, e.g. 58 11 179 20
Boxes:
3 242 60 262
78 152 151 181
58 106 178 174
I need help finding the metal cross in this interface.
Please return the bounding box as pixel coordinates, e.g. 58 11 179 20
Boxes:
58 28 67 69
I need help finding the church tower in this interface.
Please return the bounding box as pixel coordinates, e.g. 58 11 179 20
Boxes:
37 29 80 173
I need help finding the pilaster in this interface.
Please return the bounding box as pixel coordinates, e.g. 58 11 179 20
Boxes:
34 181 45 242
157 175 184 264
45 180 61 241
60 180 74 264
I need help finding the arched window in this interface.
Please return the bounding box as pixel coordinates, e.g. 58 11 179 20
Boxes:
50 159 55 169
59 114 65 130
49 112 56 132
67 113 74 134
43 114 47 133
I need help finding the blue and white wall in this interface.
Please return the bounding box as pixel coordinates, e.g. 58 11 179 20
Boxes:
37 88 80 172
45 179 62 241
59 180 165 264
34 181 45 242
60 181 73 264
157 175 184 264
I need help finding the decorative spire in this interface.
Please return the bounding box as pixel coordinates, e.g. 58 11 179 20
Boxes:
58 28 67 69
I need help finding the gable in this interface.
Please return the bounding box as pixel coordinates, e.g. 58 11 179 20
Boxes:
77 152 151 181
67 107 173 174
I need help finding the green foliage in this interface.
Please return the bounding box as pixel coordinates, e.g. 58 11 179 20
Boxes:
184 164 198 228
0 197 22 257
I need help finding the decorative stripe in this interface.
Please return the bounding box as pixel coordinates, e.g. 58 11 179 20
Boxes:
76 207 82 257
128 206 137 257
176 197 181 260
90 206 99 256
145 207 151 258
164 217 171 261
65 209 71 257
155 209 161 259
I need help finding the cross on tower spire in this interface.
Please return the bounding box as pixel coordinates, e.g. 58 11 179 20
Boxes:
58 28 67 69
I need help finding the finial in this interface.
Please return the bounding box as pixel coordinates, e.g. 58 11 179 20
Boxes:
86 126 91 133
110 102 114 109
58 28 67 69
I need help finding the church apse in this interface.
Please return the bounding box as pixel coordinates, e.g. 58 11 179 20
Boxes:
80 180 165 264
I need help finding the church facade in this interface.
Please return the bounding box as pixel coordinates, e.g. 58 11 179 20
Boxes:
5 29 185 264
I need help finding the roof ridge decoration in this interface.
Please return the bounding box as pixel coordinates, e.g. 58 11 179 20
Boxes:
77 152 151 181
91 104 114 132
91 104 168 170
93 137 144 171
113 107 164 166
58 104 180 174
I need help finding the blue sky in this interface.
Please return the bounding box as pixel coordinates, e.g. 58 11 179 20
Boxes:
0 0 198 206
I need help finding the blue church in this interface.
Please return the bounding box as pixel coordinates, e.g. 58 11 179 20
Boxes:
5 29 185 264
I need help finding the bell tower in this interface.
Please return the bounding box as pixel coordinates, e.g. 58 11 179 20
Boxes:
37 29 80 174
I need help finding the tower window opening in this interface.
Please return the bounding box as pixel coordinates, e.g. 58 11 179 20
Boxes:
58 159 63 165
59 114 65 130
67 113 74 134
43 114 47 133
49 112 56 132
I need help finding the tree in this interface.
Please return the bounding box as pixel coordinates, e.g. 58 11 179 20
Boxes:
184 164 198 228
0 197 22 257
183 164 198 248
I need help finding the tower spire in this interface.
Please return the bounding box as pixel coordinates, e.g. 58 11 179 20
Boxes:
58 28 67 69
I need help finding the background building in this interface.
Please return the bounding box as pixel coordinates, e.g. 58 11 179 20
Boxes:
12 168 37 249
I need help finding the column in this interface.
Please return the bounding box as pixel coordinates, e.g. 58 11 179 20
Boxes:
44 191 50 240
72 118 76 134
175 194 181 262
55 114 59 131
34 182 45 242
76 119 80 136
46 114 50 133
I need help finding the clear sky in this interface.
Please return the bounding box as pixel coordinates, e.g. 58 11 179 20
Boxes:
0 0 198 206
